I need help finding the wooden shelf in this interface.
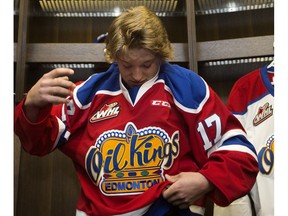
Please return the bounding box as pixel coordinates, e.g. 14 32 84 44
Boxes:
14 35 273 63
23 43 189 63
197 35 274 61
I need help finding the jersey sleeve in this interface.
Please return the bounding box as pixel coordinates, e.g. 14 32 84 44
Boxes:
191 85 258 207
13 76 107 156
14 98 64 156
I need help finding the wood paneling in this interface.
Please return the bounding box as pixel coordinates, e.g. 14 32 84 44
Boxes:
195 8 274 41
15 143 80 216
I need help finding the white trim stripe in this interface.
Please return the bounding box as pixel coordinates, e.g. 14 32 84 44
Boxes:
205 128 257 161
52 117 66 150
189 205 205 215
215 145 258 161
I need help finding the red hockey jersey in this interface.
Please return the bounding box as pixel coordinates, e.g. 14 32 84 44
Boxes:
14 63 258 216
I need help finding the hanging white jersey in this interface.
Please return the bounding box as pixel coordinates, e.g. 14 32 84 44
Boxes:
214 65 274 216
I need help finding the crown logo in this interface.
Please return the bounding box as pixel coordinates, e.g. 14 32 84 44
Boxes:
258 135 274 175
85 123 180 195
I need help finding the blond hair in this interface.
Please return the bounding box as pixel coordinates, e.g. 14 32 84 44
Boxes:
104 6 174 63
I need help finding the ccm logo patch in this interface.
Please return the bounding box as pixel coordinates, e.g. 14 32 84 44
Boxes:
151 100 171 107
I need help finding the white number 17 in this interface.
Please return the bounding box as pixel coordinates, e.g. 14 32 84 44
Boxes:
197 114 222 150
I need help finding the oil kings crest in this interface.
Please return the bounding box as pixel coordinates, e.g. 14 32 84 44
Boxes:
85 122 180 195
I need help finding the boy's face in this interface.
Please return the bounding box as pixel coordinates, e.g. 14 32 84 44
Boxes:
117 48 161 88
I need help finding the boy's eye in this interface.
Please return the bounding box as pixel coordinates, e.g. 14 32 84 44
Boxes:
142 62 153 68
143 64 151 68
123 64 132 68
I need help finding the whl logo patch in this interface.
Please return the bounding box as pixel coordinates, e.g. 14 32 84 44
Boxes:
253 102 273 126
90 102 120 123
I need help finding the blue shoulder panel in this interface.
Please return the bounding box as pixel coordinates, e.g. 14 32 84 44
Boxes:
76 64 120 106
158 63 207 109
260 65 274 96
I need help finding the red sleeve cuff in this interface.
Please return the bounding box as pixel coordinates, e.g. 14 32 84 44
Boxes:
17 97 53 125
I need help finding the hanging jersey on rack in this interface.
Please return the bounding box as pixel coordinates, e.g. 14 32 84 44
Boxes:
214 64 274 216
